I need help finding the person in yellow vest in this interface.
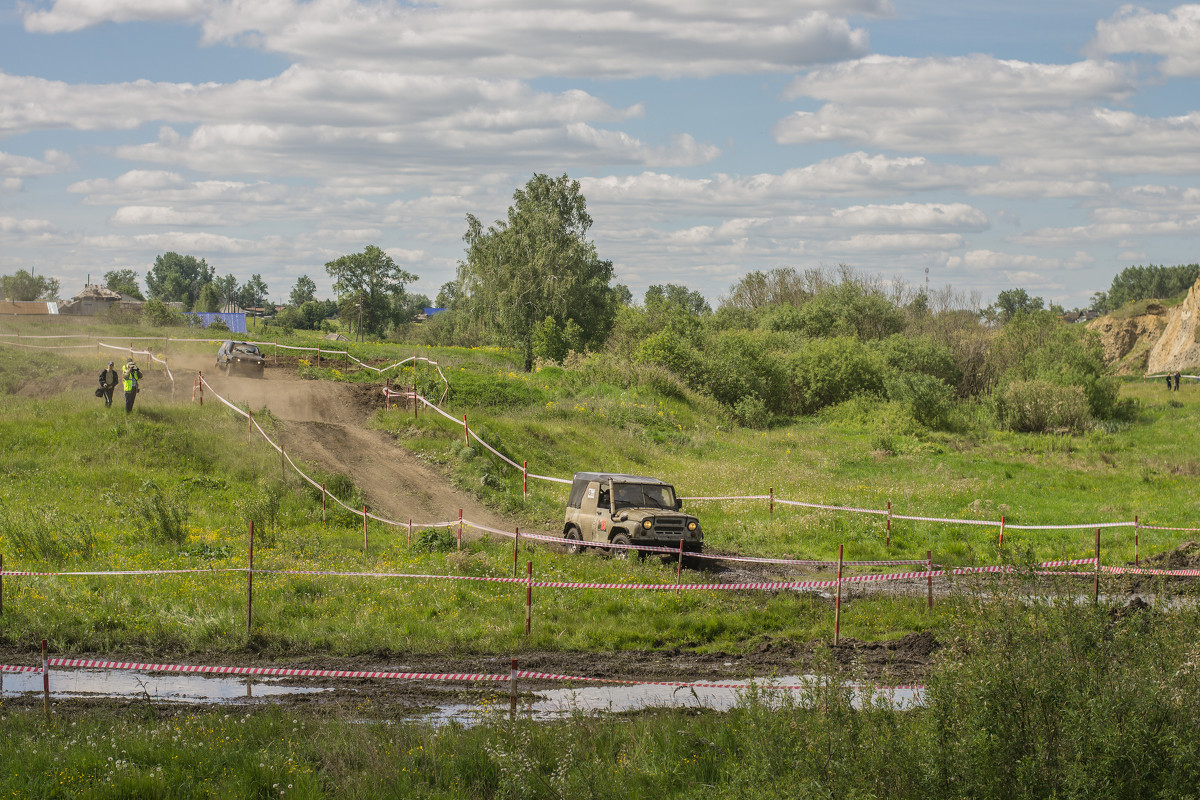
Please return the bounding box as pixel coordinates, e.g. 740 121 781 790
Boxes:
97 360 119 408
122 358 142 414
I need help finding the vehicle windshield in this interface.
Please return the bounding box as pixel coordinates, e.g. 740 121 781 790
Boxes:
233 344 260 355
613 483 676 510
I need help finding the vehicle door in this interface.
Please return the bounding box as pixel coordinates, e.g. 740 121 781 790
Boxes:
578 481 601 542
594 482 614 540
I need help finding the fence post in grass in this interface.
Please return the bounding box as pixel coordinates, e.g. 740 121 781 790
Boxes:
677 539 684 593
407 518 412 546
886 501 892 548
247 521 254 635
1 553 4 616
769 487 774 519
510 658 518 720
834 544 843 646
384 378 390 411
512 528 519 578
198 372 204 406
463 414 470 447
321 483 327 525
274 340 277 365
248 409 253 444
42 638 49 721
280 445 286 483
316 344 321 367
362 505 368 552
998 515 1006 552
1134 514 1139 567
523 461 527 500
458 509 463 551
1094 528 1101 605
525 561 533 637
926 550 933 609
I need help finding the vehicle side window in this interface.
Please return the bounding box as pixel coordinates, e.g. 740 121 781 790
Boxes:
597 486 611 510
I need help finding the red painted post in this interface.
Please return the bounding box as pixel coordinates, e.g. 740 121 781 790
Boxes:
769 487 774 519
998 515 1005 552
42 638 49 720
413 389 418 421
676 539 684 593
463 414 469 447
834 544 843 646
886 500 892 547
1134 514 1139 567
525 561 533 637
362 505 368 551
273 340 277 364
513 528 520 578
247 521 254 635
458 509 463 550
321 483 326 525
385 378 390 411
0 552 4 615
1094 528 1101 605
407 518 412 546
198 371 204 406
926 550 933 609
248 409 253 444
523 461 528 500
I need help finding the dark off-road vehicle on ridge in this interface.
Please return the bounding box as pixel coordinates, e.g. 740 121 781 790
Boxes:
563 472 702 557
216 341 266 377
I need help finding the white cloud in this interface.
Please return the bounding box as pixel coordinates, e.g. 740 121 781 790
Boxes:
1089 4 1200 77
0 149 74 178
0 216 58 234
945 249 1082 275
24 0 879 78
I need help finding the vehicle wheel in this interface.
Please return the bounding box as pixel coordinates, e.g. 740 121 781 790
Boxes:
564 526 583 555
610 532 632 560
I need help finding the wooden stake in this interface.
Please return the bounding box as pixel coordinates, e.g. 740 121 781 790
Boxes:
1134 514 1139 567
247 521 254 635
998 515 1006 552
407 518 412 546
676 539 684 593
834 544 843 646
247 409 253 444
513 528 520 578
769 487 774 519
1094 528 1101 605
886 500 892 548
321 483 326 525
509 658 518 720
525 561 533 637
384 378 390 411
463 414 469 447
523 461 527 500
1 553 4 616
926 549 933 609
458 509 463 551
273 340 277 365
42 638 49 721
362 505 368 551
280 445 286 483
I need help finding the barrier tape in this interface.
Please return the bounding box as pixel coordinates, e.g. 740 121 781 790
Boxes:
3 659 926 693
1 568 243 577
1101 565 1200 577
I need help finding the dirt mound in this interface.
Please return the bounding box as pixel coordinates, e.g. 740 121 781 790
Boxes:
831 631 941 673
1088 310 1167 373
1140 540 1200 570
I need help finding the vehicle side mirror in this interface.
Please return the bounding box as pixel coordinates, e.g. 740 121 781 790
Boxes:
675 499 683 510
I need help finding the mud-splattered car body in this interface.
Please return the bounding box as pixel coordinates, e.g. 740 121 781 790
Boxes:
563 472 702 556
216 341 266 376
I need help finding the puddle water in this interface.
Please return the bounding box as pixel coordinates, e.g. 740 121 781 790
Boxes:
0 668 332 704
426 677 924 726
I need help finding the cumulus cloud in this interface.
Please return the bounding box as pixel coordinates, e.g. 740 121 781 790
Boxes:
24 0 878 78
1088 4 1200 77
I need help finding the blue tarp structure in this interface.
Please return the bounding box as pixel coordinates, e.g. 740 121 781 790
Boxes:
423 307 445 316
183 312 247 334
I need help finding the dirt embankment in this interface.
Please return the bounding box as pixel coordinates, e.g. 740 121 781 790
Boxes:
1088 305 1168 374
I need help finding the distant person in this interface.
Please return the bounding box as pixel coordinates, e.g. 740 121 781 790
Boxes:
1175 371 1181 391
121 358 143 414
97 360 118 408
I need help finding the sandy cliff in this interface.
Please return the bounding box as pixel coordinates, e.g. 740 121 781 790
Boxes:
1147 278 1200 373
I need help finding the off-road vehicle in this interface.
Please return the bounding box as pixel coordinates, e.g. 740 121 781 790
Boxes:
215 341 266 377
562 472 702 557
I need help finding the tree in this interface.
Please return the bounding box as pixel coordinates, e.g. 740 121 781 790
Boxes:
645 284 711 316
325 245 418 337
0 269 59 301
435 281 460 309
213 274 240 307
290 275 317 307
456 173 619 371
104 269 144 299
196 283 221 313
988 288 1045 324
145 253 214 310
238 274 269 310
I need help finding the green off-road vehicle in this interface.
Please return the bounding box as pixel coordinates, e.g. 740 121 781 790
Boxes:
562 472 702 557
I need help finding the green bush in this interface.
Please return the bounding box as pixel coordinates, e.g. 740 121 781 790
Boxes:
141 299 183 327
994 379 1089 432
778 337 888 415
136 480 189 545
887 372 954 429
413 527 458 553
733 394 771 429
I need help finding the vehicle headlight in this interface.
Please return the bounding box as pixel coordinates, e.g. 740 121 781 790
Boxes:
642 519 652 530
687 522 697 531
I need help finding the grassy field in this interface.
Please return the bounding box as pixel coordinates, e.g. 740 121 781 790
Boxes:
2 320 1200 797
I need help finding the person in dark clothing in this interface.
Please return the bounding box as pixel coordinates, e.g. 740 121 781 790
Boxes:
1167 374 1174 390
98 361 119 408
1174 371 1182 391
121 358 142 413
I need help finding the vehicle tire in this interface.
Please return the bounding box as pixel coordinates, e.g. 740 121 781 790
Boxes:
610 532 632 560
564 526 583 555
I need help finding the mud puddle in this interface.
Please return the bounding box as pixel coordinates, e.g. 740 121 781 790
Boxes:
0 668 334 704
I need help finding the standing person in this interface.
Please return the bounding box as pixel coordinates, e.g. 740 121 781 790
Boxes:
1166 374 1173 390
1175 371 1181 391
122 358 143 414
98 360 119 408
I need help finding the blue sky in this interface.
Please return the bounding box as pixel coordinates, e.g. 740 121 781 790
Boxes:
2 1 1198 310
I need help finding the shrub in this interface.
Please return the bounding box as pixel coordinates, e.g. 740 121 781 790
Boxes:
887 372 954 429
994 379 1089 432
413 527 458 553
733 394 770 429
778 337 888 415
134 480 189 545
142 299 183 327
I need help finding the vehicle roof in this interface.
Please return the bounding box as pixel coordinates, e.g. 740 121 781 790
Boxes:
571 472 670 485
